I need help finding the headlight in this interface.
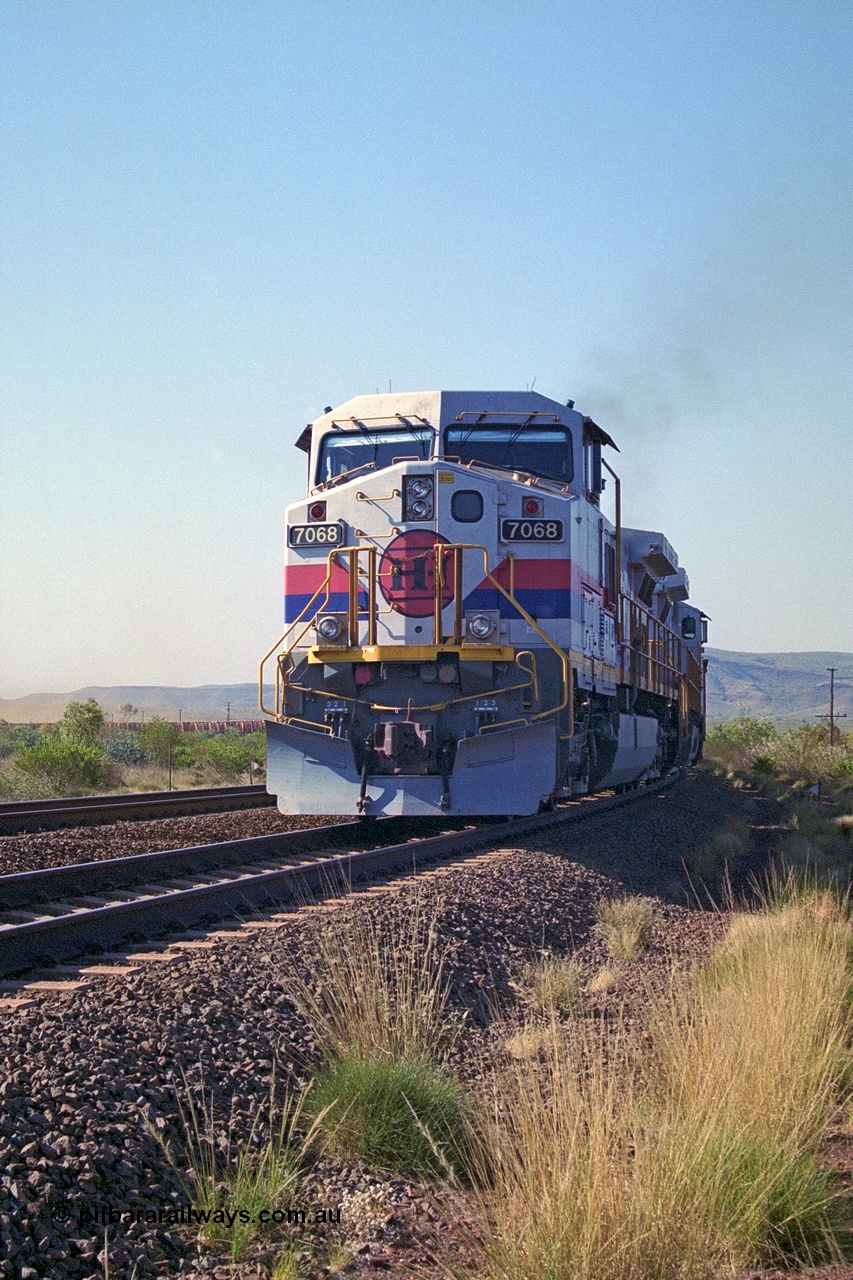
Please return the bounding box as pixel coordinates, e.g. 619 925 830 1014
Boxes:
316 615 343 641
466 611 498 640
403 475 434 522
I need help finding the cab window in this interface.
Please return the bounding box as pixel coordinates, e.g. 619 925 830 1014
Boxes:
316 427 432 486
444 424 573 484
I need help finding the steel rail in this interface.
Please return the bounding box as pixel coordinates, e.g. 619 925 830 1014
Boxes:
0 773 684 977
0 784 276 835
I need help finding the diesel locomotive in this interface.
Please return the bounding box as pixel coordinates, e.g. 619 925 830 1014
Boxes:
260 390 706 816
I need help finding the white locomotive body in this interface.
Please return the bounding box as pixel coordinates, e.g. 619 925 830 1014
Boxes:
261 390 706 816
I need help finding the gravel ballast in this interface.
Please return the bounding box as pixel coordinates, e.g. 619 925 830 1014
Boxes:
0 811 344 877
0 771 831 1279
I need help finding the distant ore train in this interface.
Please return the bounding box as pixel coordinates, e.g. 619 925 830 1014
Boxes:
260 390 707 816
112 722 265 734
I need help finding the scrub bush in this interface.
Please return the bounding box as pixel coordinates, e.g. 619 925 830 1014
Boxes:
140 716 179 766
0 721 41 758
198 729 265 778
58 697 105 744
14 735 107 795
102 730 147 766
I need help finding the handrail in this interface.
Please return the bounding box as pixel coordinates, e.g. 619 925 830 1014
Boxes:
261 540 573 733
262 541 713 731
279 651 538 717
258 562 337 716
602 457 622 644
443 543 573 733
615 594 702 713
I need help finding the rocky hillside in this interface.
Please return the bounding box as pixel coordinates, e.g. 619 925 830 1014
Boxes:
705 649 853 724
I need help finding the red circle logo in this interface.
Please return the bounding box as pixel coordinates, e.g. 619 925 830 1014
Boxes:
378 531 455 617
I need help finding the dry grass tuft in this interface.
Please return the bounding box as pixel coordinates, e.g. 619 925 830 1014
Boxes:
587 964 620 995
504 1027 555 1060
595 895 656 961
661 889 853 1147
451 888 853 1280
275 894 450 1063
517 954 584 1015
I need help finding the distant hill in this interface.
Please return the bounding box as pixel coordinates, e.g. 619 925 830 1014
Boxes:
0 685 268 724
2 654 851 726
705 650 853 724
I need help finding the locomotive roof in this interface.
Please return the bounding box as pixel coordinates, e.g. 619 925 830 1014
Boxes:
295 390 617 452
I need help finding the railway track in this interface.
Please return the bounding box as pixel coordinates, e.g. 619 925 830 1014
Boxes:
0 773 683 978
0 782 276 835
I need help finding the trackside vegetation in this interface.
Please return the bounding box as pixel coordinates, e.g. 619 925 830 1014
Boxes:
173 1083 321 1263
270 899 473 1180
703 718 853 884
184 883 853 1277
704 717 853 793
454 888 853 1280
0 699 266 799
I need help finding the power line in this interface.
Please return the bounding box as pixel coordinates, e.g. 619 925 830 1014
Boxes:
815 667 848 747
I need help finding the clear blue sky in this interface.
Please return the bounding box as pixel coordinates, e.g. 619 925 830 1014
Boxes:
1 1 850 695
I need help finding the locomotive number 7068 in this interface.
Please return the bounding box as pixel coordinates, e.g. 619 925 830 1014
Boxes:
287 522 345 547
500 519 564 542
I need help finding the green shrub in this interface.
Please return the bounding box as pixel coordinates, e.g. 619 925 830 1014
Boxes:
310 1052 469 1177
705 718 778 772
0 721 42 759
140 716 179 766
58 697 105 744
199 729 264 778
14 736 107 794
171 732 205 769
102 729 147 766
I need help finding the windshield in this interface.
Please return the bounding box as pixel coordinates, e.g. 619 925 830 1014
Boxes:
316 427 433 485
444 424 573 483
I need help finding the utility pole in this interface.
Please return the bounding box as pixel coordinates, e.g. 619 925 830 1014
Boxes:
816 667 847 748
225 701 232 725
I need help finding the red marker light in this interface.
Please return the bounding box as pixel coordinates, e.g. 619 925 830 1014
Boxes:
354 665 373 686
309 502 327 521
523 497 543 516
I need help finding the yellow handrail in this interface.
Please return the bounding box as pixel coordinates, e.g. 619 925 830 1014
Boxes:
261 541 574 732
449 544 573 734
258 562 337 716
278 648 538 717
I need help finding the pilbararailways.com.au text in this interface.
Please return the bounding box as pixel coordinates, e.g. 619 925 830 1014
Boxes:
50 1202 341 1230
